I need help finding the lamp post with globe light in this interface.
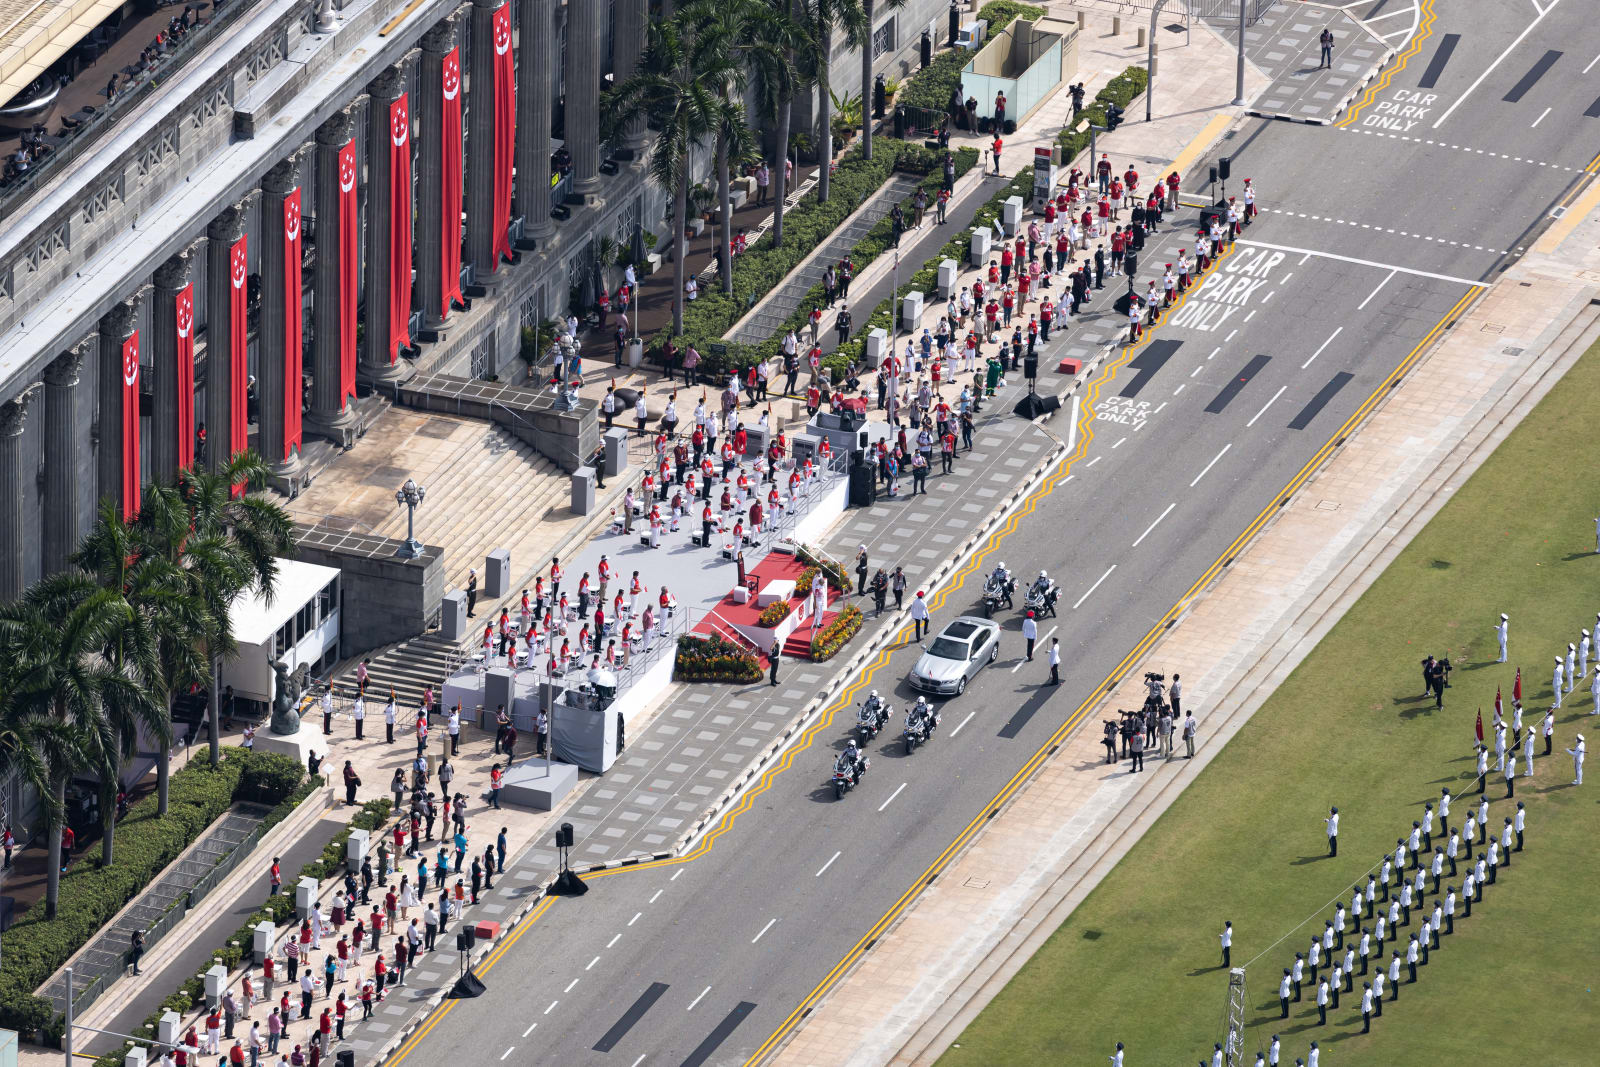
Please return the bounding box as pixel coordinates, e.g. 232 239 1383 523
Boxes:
395 479 427 558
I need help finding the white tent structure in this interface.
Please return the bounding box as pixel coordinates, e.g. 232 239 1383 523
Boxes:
222 558 343 703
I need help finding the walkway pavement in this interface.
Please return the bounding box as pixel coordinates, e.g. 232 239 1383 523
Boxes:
1241 1 1395 124
770 36 1600 1067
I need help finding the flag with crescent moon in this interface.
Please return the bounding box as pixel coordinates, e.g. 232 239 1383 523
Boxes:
283 187 303 456
491 3 515 268
338 138 358 407
389 93 413 362
176 282 195 469
441 46 464 315
228 234 248 494
121 330 140 518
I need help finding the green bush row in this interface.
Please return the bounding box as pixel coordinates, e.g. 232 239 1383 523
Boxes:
0 748 308 1034
658 141 977 381
895 2 1047 113
827 167 1036 375
1056 66 1151 158
86 795 395 1067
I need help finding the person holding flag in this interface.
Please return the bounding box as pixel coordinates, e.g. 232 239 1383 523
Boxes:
1475 707 1484 749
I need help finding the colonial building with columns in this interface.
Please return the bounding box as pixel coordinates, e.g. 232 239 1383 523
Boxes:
0 0 952 602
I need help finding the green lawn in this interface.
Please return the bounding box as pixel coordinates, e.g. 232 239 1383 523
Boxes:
942 341 1600 1066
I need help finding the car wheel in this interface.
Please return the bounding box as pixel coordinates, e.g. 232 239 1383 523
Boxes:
957 676 967 695
988 643 999 663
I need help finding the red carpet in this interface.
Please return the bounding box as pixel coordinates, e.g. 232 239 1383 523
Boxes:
690 550 842 662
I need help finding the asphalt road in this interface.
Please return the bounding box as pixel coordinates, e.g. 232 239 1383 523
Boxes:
387 7 1600 1065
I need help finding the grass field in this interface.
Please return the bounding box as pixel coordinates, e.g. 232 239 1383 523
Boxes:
941 339 1600 1066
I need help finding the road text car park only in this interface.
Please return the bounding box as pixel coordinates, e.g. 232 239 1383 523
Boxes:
1167 248 1285 333
1363 89 1440 132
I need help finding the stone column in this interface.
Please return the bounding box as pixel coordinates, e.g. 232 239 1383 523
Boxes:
466 0 503 279
310 108 360 443
205 202 250 477
96 299 139 512
567 0 603 199
150 251 193 482
258 155 306 488
515 0 555 245
365 66 412 385
612 0 647 155
0 391 31 600
419 18 459 329
42 345 87 576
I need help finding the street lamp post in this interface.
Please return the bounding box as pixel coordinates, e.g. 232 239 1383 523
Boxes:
394 478 427 558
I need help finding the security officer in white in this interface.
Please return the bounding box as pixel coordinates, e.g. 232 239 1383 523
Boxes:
1321 922 1335 967
1387 950 1402 1000
1341 943 1355 991
1307 936 1322 987
1485 838 1500 884
1268 1034 1280 1066
1475 745 1489 794
1438 786 1453 835
1581 629 1592 679
1219 920 1232 968
1292 951 1305 1001
1462 869 1476 916
1360 981 1375 1032
1329 957 1343 1009
1446 827 1460 876
1568 642 1579 693
1444 884 1457 933
1333 901 1347 949
1315 975 1330 1025
1324 807 1339 857
1496 613 1509 662
1365 872 1379 915
1500 817 1515 867
1553 656 1565 709
1407 822 1422 866
1544 707 1556 755
1514 801 1526 851
1278 969 1293 1018
1421 801 1435 850
1429 900 1443 950
1371 968 1386 1015
1358 926 1373 974
1590 665 1600 713
1406 933 1421 983
1307 1042 1320 1067
1430 846 1445 893
1568 732 1587 785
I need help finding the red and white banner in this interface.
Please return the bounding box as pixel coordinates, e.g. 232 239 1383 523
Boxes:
338 138 358 407
283 187 303 457
120 331 140 518
491 3 515 268
228 235 248 494
440 46 463 315
175 282 195 469
389 94 413 362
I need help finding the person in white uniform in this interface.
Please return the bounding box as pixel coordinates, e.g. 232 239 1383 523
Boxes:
1567 733 1586 785
1553 656 1564 709
1495 613 1508 662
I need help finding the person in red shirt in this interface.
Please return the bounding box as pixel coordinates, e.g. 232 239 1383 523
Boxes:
991 135 1003 174
999 245 1013 285
1108 178 1123 219
59 825 74 872
335 992 349 1040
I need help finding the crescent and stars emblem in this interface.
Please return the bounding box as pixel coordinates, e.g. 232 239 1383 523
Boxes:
392 100 409 148
284 192 301 244
122 337 140 387
231 244 247 289
177 289 193 340
443 52 460 101
493 8 510 55
339 147 356 194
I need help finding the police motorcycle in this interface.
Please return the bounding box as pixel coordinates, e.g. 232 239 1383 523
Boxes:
832 741 870 800
1023 570 1059 618
903 696 943 756
982 562 1017 618
856 690 892 742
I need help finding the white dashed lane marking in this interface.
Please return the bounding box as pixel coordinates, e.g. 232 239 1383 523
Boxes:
1337 125 1580 170
1255 208 1519 255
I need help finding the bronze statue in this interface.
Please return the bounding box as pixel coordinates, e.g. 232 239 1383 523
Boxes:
270 657 303 735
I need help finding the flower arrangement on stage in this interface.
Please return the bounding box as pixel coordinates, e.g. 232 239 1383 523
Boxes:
758 600 793 627
810 604 864 662
674 633 763 683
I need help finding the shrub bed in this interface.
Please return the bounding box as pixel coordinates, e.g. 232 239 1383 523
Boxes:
656 141 978 378
795 545 851 594
896 2 1046 113
827 166 1035 375
0 749 307 1034
812 604 865 661
86 796 395 1067
674 633 764 683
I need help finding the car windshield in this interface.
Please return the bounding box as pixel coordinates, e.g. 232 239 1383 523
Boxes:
928 637 971 659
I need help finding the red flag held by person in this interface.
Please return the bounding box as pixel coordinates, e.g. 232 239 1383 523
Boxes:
1494 686 1502 723
1513 667 1522 704
490 3 515 268
1475 708 1483 744
440 46 464 316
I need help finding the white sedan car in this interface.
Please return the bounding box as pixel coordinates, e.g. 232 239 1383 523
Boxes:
909 616 1002 695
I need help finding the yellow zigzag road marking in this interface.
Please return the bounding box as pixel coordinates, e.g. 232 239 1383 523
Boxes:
1337 0 1436 129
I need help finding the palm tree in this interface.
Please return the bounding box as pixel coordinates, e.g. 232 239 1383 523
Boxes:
172 452 292 767
610 16 734 335
0 574 155 917
858 0 907 160
801 0 866 202
714 102 759 292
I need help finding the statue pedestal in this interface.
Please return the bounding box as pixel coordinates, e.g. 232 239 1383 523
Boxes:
253 725 329 767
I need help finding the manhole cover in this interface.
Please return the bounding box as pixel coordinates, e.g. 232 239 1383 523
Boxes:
963 876 991 889
1314 499 1340 512
1165 22 1186 33
1502 347 1525 356
1480 322 1506 334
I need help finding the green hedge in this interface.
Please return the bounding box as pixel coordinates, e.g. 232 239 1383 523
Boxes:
1056 66 1151 158
828 167 1036 375
896 2 1046 113
0 748 307 1034
87 795 395 1067
657 141 977 378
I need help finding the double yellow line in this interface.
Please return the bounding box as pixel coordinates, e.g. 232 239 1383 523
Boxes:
1337 0 1437 129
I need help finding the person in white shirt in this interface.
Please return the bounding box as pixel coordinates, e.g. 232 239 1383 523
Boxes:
1047 637 1062 685
1219 921 1232 967
1566 733 1585 784
1108 1042 1124 1067
1324 807 1339 857
1496 612 1508 662
1553 656 1564 709
909 590 930 640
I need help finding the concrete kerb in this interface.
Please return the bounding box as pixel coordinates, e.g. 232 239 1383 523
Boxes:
1247 43 1396 125
669 432 1071 860
890 288 1600 1064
